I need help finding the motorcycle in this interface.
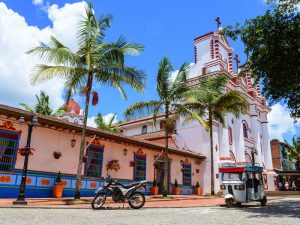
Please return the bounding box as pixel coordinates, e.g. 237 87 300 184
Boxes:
91 177 147 209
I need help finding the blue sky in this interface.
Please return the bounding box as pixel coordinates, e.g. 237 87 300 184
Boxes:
0 0 299 142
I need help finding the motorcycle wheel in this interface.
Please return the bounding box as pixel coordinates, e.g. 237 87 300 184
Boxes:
128 192 145 209
261 196 267 206
225 198 234 208
91 193 106 209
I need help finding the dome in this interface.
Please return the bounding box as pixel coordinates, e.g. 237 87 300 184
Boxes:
65 99 81 115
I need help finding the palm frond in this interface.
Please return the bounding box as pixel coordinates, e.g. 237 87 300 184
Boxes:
157 57 173 99
123 100 163 121
30 65 87 85
26 36 78 66
19 103 34 112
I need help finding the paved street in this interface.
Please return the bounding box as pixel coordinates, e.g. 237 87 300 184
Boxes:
0 197 299 225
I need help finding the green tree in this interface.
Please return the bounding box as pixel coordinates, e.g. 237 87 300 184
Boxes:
124 57 190 196
225 0 300 118
19 91 65 116
95 113 120 132
180 75 248 195
284 136 300 170
27 3 145 199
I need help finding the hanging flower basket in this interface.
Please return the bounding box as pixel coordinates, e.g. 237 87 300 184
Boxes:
106 160 120 172
53 151 62 159
129 160 135 167
17 148 35 157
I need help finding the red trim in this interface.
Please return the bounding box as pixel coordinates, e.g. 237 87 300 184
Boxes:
219 167 244 173
194 32 214 42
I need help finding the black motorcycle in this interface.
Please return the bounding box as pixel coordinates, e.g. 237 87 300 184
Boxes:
91 177 147 209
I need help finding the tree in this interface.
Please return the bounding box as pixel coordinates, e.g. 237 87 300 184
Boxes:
124 57 190 196
94 113 120 132
27 3 145 199
180 75 248 195
225 0 300 118
284 135 300 170
19 91 65 116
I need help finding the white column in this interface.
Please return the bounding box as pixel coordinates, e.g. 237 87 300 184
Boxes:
212 123 220 193
235 118 246 162
220 124 230 158
261 113 273 169
249 106 263 165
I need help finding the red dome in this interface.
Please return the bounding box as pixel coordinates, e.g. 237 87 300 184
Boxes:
65 99 81 114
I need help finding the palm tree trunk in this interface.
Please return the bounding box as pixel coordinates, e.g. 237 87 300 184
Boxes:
209 112 214 195
74 72 93 199
163 106 169 197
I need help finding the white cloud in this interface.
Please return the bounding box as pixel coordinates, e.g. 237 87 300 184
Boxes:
87 113 118 128
268 103 300 141
32 0 44 5
0 2 87 110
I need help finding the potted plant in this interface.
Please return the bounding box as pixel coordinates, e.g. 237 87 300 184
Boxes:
173 179 180 195
53 171 64 198
18 148 35 156
106 160 121 174
194 181 201 195
151 179 158 195
53 151 62 159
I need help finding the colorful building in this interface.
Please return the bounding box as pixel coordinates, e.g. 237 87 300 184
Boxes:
118 30 277 194
271 139 300 189
0 104 205 198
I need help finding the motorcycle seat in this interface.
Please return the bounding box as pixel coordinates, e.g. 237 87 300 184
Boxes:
122 182 141 189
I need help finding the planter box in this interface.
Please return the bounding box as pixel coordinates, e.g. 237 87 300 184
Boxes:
53 184 64 198
173 187 180 195
194 187 201 195
151 186 158 195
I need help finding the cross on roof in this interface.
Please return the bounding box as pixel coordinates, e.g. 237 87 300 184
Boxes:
234 54 240 72
215 17 221 29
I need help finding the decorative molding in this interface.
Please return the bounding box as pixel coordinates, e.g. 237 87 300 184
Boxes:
0 121 17 132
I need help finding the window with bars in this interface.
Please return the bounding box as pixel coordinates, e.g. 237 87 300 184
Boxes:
182 163 192 186
0 129 20 172
85 145 104 177
134 154 146 181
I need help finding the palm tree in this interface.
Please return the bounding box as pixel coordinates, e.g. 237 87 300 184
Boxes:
124 57 190 196
284 136 300 170
27 3 145 199
181 75 248 195
19 91 65 116
95 113 120 132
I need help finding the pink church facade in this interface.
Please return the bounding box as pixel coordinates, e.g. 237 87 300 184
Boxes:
118 31 277 194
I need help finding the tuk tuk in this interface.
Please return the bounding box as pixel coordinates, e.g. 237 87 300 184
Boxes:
219 163 267 207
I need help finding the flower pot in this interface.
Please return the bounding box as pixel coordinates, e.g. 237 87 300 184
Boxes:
151 186 158 195
194 187 201 195
53 183 64 198
173 187 180 195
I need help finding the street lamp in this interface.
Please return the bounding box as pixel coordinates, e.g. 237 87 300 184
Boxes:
13 114 38 205
250 146 258 167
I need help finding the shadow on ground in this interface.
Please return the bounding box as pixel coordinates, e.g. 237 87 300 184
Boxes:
221 199 300 219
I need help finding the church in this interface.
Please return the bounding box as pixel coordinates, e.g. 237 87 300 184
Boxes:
117 27 277 194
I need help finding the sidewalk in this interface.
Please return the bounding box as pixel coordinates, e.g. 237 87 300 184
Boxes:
0 195 282 209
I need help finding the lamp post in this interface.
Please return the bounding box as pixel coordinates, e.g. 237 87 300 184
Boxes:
250 146 258 167
13 114 38 205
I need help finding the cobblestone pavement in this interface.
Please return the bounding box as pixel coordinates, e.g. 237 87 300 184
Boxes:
0 197 299 225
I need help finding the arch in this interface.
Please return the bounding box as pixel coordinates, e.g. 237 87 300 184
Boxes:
242 120 248 139
229 151 236 163
141 125 147 134
160 120 166 130
228 127 233 145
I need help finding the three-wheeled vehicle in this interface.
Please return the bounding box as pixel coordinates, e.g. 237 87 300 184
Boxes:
219 163 267 207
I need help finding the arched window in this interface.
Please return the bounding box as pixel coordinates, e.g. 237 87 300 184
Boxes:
160 120 166 130
245 153 252 163
141 125 147 134
228 127 233 145
230 151 236 163
242 121 248 139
